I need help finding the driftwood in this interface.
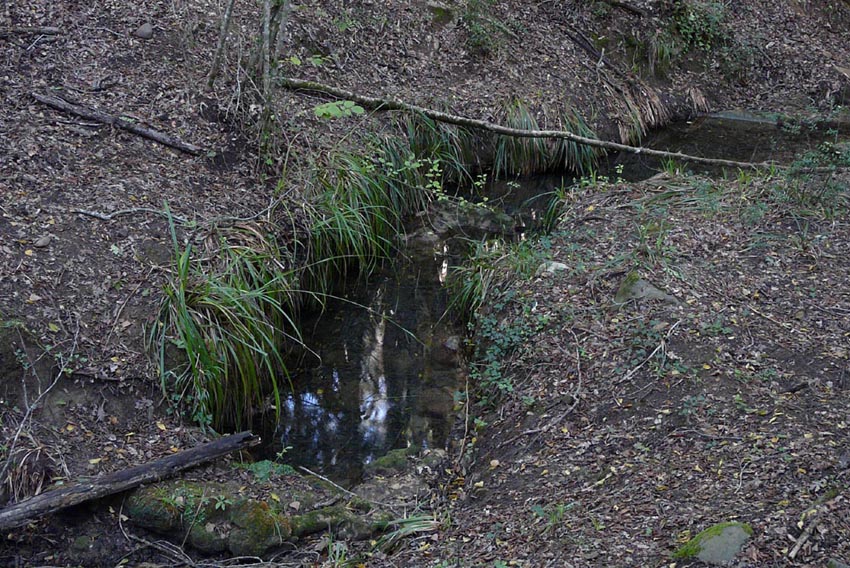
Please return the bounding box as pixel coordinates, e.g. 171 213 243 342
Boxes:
0 26 62 38
279 78 798 171
0 431 259 531
32 92 202 155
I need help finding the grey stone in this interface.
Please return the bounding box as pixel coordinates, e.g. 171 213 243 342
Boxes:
674 522 753 566
133 23 153 39
536 260 568 275
614 273 678 305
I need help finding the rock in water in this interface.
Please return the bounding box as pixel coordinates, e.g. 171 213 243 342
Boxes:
133 23 153 39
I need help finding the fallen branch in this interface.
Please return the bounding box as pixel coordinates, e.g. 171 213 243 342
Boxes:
0 26 61 38
0 431 260 530
32 93 202 155
72 207 189 224
277 78 815 171
789 510 821 559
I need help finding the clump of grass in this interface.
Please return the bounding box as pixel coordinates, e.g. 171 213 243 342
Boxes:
301 114 475 295
493 98 549 178
547 107 599 175
494 99 601 178
446 238 548 324
151 215 301 430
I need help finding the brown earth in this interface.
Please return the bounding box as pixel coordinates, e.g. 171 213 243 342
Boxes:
1 0 849 566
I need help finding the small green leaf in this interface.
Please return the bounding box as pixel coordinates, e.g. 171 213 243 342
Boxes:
48 323 60 333
288 55 301 66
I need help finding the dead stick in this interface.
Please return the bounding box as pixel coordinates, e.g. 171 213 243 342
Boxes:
72 207 189 224
0 26 61 38
32 93 202 155
0 431 259 530
278 78 833 171
789 512 820 559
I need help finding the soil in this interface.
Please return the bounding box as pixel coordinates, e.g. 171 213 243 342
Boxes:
1 0 849 566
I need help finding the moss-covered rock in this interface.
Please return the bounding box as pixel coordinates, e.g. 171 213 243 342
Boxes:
228 500 291 556
291 505 371 540
365 445 420 476
127 480 292 557
674 521 753 565
125 485 183 533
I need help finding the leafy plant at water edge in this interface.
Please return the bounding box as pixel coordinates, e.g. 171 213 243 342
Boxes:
547 107 600 175
314 100 365 119
301 115 475 294
445 238 553 405
236 459 296 481
151 213 301 430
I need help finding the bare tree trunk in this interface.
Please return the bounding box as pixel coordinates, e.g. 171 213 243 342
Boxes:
271 0 291 60
261 0 272 101
206 0 237 91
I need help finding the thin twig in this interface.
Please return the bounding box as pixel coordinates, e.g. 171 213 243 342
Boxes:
33 92 202 155
297 466 398 513
789 510 821 559
617 320 681 385
0 321 79 486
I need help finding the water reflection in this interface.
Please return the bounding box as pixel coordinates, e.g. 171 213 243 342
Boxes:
258 243 459 487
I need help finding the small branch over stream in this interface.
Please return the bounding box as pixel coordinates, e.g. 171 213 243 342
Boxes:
0 431 259 531
32 93 202 155
278 78 807 171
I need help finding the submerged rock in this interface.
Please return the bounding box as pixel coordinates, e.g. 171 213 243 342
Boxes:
673 521 753 565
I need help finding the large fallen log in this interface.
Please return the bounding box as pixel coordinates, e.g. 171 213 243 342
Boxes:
0 431 259 531
32 92 202 155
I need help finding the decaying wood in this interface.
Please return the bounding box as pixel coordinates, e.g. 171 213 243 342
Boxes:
0 26 61 38
32 93 202 155
0 431 260 531
278 78 800 171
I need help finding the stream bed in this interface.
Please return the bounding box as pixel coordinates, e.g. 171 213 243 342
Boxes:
255 112 843 486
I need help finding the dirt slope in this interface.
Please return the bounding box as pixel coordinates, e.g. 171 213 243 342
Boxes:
1 0 849 565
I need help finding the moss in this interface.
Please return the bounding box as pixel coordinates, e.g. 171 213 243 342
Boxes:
674 521 754 559
291 505 371 540
366 445 420 475
228 500 291 556
125 486 183 532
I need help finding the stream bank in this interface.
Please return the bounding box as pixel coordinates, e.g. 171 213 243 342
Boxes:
3 0 850 565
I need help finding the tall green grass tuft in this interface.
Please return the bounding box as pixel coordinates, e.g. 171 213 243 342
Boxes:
494 98 601 178
547 108 599 175
493 98 549 178
301 114 476 296
151 216 302 430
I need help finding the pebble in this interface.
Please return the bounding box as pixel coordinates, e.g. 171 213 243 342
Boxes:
33 235 51 248
133 23 153 40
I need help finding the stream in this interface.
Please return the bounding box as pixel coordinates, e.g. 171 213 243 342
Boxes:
255 112 843 486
